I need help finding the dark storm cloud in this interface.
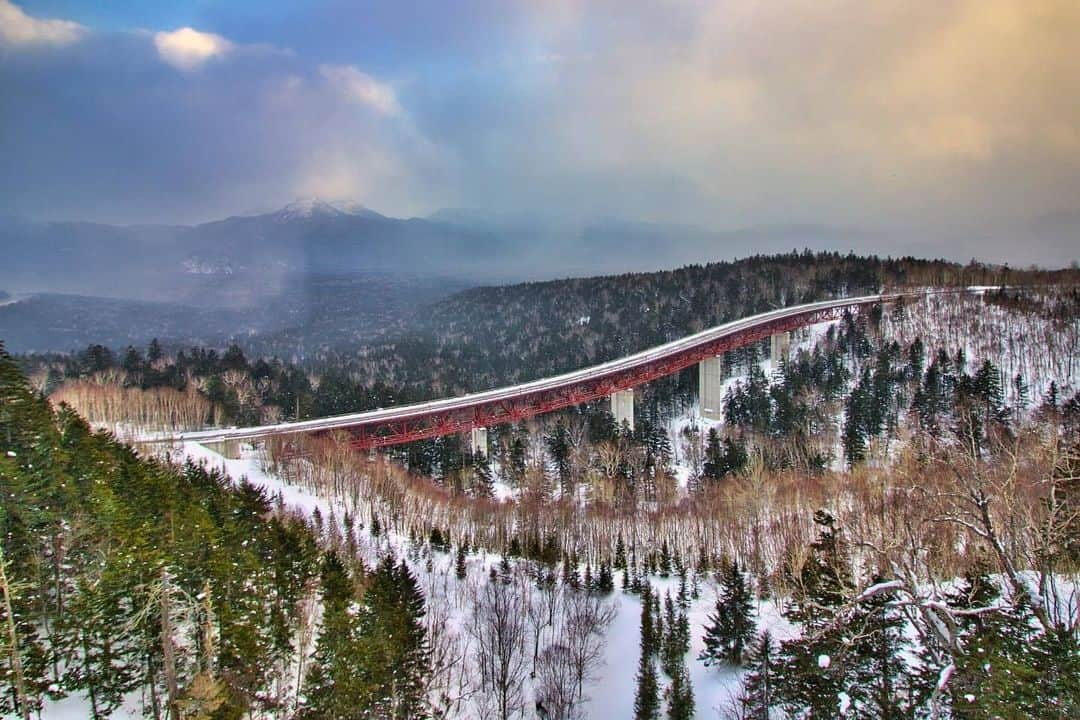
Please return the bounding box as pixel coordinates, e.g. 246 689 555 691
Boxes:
1 0 1078 266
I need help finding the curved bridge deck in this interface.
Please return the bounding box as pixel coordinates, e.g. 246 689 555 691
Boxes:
160 291 922 450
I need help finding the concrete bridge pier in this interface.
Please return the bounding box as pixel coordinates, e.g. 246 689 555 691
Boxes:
698 355 724 422
469 426 488 458
770 331 791 364
203 439 242 459
610 389 635 432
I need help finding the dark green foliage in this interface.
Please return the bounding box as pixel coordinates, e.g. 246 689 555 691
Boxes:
659 541 672 578
545 420 572 492
739 630 778 720
302 555 429 719
703 429 748 481
0 347 429 717
945 567 1080 719
952 624 1080 719
455 544 468 580
595 562 615 594
474 451 494 498
664 664 694 720
634 583 660 720
429 526 448 551
699 560 755 666
775 511 853 717
787 511 853 625
843 580 911 719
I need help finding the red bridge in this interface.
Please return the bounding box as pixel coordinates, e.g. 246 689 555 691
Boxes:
164 292 918 452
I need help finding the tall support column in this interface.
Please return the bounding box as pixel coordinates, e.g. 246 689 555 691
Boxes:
202 439 242 459
698 355 724 421
770 331 791 364
610 389 635 432
469 426 488 458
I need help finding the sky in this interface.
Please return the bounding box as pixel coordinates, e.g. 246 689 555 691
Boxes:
1 0 1079 265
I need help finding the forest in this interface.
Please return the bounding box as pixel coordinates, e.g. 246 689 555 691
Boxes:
3 253 1079 718
15 253 1080 435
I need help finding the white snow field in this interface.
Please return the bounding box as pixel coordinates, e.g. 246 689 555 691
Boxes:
41 288 1079 718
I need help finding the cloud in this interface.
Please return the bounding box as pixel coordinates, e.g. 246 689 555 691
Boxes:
154 27 233 71
0 0 83 47
454 0 1080 230
319 64 401 116
2 0 1077 266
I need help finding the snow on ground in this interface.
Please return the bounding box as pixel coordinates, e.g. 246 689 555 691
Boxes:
163 441 798 719
42 296 1077 717
42 693 143 720
667 319 835 487
885 291 1080 404
181 441 332 520
586 577 796 719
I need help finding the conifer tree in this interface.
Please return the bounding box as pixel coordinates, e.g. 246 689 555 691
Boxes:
703 428 724 480
596 562 614 594
664 664 694 720
846 579 909 719
1012 373 1029 424
302 552 370 717
775 511 853 717
699 560 755 665
474 453 495 498
739 630 777 720
661 592 680 677
633 583 659 720
658 541 672 578
455 544 467 580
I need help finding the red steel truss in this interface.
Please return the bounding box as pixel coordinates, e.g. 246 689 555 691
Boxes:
334 302 857 451
162 295 914 458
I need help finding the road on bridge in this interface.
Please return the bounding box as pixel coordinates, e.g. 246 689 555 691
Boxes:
151 291 929 451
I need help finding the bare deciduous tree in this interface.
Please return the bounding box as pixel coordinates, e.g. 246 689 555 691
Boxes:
468 570 530 720
535 643 582 720
561 589 617 701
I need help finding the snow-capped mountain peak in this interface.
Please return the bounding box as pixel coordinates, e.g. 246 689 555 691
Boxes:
273 198 346 222
272 198 386 222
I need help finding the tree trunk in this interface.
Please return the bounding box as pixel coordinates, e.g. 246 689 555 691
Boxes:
82 635 99 719
0 545 31 720
160 568 179 720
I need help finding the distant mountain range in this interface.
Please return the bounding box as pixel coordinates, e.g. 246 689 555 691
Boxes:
0 199 893 305
0 273 471 355
4 199 1076 354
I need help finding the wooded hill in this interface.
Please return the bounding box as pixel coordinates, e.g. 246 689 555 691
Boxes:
16 253 1080 432
0 345 432 719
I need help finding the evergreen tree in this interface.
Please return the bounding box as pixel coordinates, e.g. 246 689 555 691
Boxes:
740 630 778 720
699 560 755 665
703 428 724 480
474 453 495 498
596 562 614 594
1044 381 1060 411
1012 373 1030 424
147 338 164 363
545 420 572 493
455 544 467 580
301 552 372 718
843 368 872 465
775 511 853 717
845 579 910 719
121 345 143 377
633 583 659 720
658 541 672 578
664 664 694 720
